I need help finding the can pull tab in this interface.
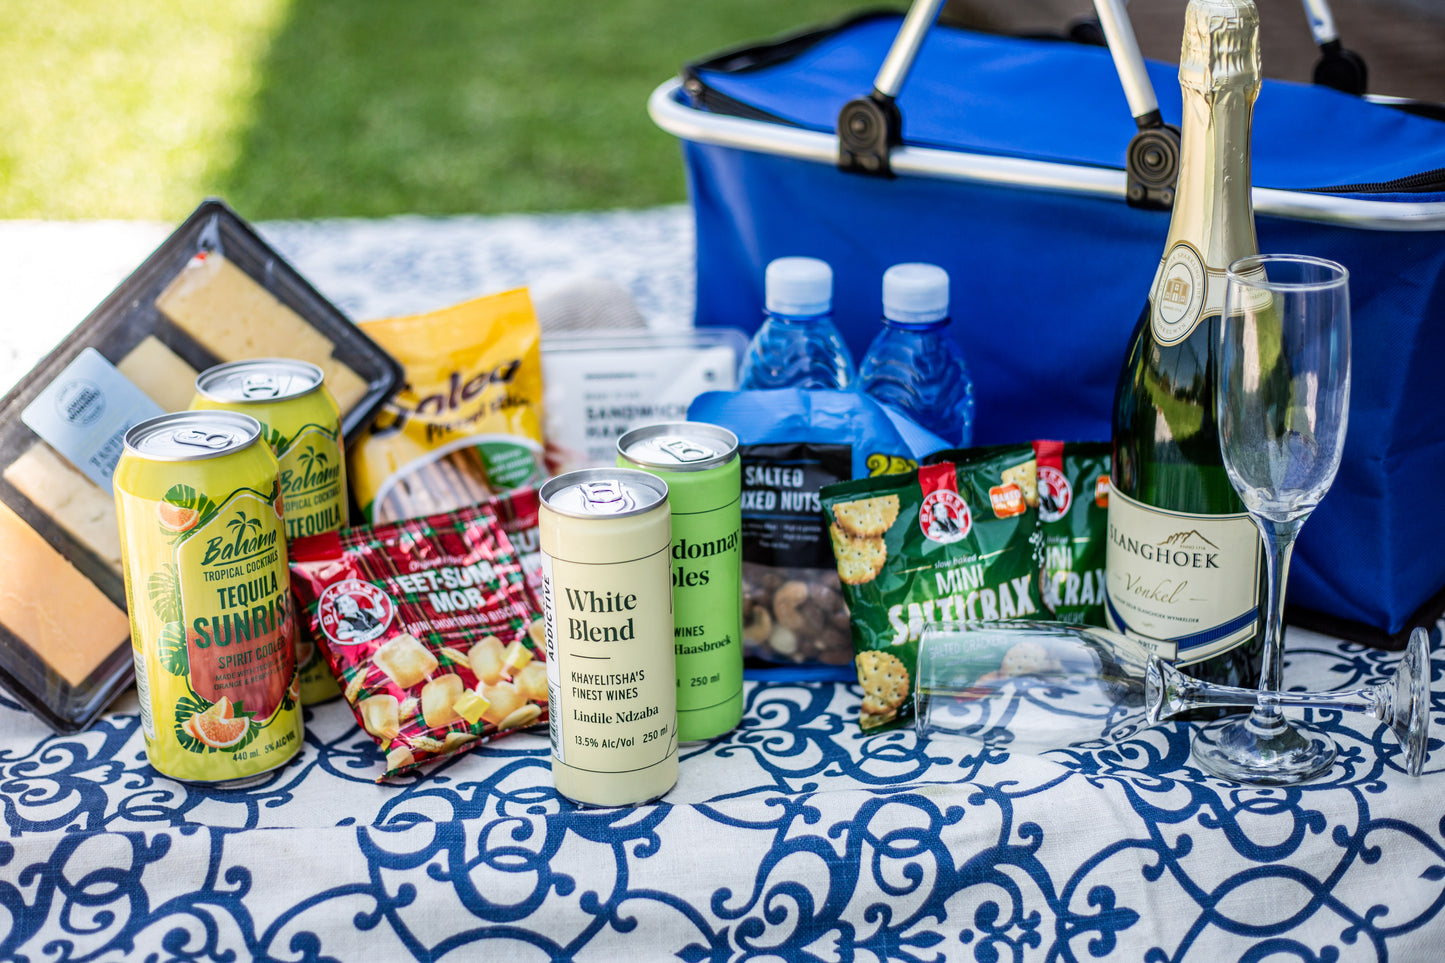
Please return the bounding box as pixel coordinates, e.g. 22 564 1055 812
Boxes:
241 374 282 399
579 481 635 514
173 428 234 450
658 438 714 464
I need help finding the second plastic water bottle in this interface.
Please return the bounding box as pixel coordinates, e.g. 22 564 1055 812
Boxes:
858 263 975 446
739 257 855 390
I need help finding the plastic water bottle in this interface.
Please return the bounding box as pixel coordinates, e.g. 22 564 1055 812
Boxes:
858 262 975 446
738 257 855 389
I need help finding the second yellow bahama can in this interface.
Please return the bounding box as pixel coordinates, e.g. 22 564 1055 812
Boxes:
114 411 303 786
191 358 347 704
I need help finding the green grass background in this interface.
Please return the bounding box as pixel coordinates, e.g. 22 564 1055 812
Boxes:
0 0 851 220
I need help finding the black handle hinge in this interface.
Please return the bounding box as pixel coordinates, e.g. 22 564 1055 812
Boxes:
1313 40 1368 96
1125 110 1182 211
838 92 902 178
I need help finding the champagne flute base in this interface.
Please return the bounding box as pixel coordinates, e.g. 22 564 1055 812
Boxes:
1191 711 1337 785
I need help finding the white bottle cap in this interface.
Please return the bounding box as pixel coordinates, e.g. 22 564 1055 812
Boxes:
883 262 950 324
765 257 833 316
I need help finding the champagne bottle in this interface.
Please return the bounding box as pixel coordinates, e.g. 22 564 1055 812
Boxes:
1106 0 1264 688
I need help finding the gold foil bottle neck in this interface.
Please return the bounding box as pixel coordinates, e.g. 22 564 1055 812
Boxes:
1179 0 1261 92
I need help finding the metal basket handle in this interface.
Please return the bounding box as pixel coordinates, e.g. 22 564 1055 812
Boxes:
838 0 1182 208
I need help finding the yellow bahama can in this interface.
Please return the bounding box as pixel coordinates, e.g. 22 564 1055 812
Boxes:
114 410 303 786
191 358 347 704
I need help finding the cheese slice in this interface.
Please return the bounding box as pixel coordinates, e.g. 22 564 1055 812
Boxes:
0 500 130 687
316 357 370 413
155 252 368 413
117 335 199 412
3 444 122 572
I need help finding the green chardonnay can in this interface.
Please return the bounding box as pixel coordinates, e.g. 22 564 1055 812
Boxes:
618 422 742 742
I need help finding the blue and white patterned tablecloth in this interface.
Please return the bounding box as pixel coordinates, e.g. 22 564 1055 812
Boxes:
3 632 1442 961
2 209 1444 961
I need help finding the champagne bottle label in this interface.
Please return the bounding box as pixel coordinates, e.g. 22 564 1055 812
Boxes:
1151 241 1219 346
1104 487 1260 666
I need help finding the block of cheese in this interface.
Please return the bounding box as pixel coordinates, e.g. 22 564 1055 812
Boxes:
0 500 130 687
2 444 123 572
116 335 199 412
155 252 369 410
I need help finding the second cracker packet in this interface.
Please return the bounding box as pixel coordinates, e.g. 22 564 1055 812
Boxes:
1032 440 1111 626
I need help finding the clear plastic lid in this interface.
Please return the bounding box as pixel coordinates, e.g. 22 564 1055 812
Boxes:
765 256 832 317
883 263 950 324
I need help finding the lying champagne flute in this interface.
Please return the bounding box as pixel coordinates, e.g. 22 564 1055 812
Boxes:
913 620 1431 777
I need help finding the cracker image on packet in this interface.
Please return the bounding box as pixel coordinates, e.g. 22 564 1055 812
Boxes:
821 445 1046 731
288 503 544 779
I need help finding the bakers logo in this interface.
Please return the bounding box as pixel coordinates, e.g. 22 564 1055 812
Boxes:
317 578 396 645
1037 465 1072 523
920 488 971 544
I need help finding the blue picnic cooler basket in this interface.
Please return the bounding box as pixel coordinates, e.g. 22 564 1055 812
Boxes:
650 1 1445 648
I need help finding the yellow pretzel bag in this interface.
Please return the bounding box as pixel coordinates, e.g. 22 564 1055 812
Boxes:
350 289 547 522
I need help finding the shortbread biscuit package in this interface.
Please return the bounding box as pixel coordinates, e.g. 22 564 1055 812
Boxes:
288 503 544 779
688 389 947 668
487 485 543 609
821 445 1045 731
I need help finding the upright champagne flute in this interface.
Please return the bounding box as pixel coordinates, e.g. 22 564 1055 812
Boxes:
1193 253 1352 783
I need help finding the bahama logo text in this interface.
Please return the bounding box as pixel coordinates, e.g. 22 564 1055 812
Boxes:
281 443 343 495
202 511 280 566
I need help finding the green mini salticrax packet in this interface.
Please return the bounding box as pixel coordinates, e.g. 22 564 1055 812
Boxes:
820 444 1046 732
1033 440 1111 626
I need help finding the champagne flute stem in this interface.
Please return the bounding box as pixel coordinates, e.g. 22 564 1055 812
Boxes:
1253 515 1305 711
1166 672 1389 718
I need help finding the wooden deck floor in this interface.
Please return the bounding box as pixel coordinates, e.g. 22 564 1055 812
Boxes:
943 0 1445 103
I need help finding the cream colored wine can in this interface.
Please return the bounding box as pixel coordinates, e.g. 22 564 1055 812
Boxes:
539 468 677 807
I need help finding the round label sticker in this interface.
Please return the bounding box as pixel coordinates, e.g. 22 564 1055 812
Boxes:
1153 242 1207 345
919 489 972 544
1038 465 1073 523
317 578 396 646
55 379 105 427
